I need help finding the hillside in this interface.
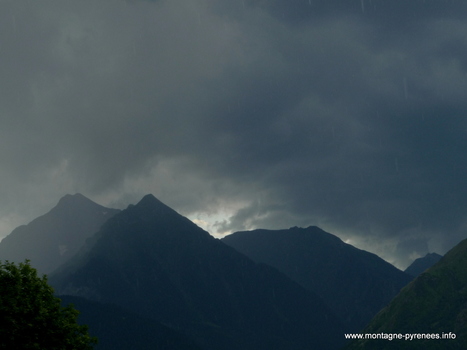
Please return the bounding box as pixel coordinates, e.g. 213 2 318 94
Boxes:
222 227 413 332
59 295 202 350
345 238 467 349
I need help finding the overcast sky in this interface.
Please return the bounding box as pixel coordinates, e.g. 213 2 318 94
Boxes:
1 0 467 268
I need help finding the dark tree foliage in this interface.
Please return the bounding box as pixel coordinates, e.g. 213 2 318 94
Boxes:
0 260 97 350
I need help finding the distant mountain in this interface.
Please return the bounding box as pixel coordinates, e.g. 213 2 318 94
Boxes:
222 226 413 332
50 195 345 350
345 239 467 349
0 194 120 274
59 295 202 350
404 252 443 277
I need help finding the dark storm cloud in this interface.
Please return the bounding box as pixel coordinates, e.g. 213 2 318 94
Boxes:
200 0 467 266
1 0 467 267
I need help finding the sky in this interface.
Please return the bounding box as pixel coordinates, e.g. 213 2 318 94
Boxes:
1 0 467 269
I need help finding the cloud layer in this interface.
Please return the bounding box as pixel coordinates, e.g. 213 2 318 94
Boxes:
2 0 467 268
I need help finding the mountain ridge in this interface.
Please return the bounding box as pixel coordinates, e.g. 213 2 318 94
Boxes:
404 252 443 277
222 226 413 332
50 194 346 350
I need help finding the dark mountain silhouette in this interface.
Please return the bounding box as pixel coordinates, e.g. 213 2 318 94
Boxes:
345 238 467 349
222 226 413 332
0 193 120 274
404 252 443 277
50 195 345 350
59 295 202 350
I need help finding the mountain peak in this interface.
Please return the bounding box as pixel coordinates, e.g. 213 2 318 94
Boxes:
404 252 443 277
131 194 179 217
51 193 114 218
56 193 96 208
58 193 82 201
136 193 160 206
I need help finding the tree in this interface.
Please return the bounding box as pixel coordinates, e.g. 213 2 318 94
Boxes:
0 260 97 349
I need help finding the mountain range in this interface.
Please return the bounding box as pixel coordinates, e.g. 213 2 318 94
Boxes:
222 227 413 332
1 193 463 349
48 194 345 350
